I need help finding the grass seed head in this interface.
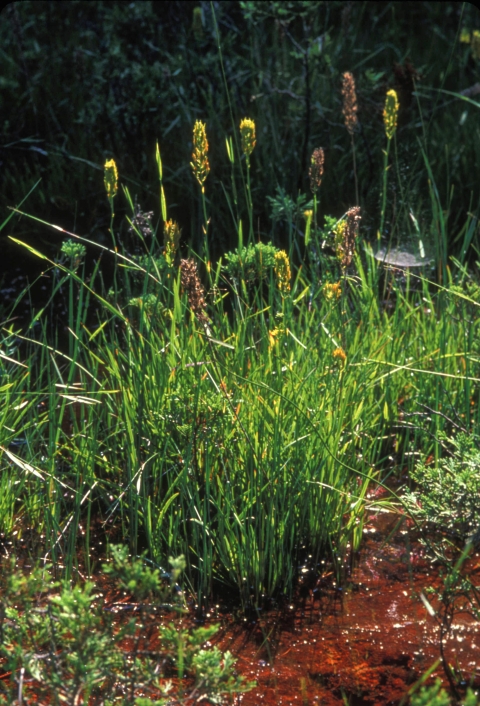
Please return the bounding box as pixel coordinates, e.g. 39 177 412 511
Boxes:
341 71 358 135
240 118 256 157
180 257 208 322
309 147 325 194
335 206 361 270
104 159 118 199
383 89 399 140
191 120 210 187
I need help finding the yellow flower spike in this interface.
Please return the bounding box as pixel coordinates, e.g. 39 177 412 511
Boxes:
239 118 256 157
192 6 204 41
104 159 118 199
383 89 399 140
304 209 313 247
274 250 292 294
191 120 210 188
309 147 325 194
472 30 480 60
164 220 181 265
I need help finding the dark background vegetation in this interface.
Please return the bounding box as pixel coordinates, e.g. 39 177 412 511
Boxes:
1 1 479 283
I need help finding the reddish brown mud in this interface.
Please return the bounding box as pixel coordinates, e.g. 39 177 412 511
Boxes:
214 511 480 705
1 510 479 704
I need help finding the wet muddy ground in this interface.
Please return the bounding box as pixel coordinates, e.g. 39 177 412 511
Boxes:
212 510 480 705
1 509 479 704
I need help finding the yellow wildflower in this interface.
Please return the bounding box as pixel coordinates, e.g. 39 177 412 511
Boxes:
191 121 210 187
268 327 281 350
472 30 480 60
274 250 291 294
332 347 347 363
304 210 313 247
240 118 256 157
323 282 342 300
104 159 118 199
383 89 399 140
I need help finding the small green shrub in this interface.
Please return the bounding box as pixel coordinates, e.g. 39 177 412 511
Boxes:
0 548 255 704
404 433 480 546
410 680 479 706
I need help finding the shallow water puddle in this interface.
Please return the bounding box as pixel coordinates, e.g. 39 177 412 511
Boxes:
214 512 480 704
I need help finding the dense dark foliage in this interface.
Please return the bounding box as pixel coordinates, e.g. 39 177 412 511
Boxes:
1 1 479 269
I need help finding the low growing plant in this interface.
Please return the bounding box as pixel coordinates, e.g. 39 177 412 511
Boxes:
0 548 255 705
404 432 480 549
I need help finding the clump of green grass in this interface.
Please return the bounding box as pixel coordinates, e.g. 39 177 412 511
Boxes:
2 106 479 616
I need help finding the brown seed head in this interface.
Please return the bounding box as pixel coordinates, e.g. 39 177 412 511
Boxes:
341 72 358 135
309 147 325 194
180 258 208 322
335 206 361 270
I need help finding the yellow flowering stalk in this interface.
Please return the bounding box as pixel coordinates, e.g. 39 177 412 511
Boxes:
104 158 119 250
333 220 347 263
191 120 210 250
304 209 313 247
164 220 181 266
323 281 342 300
379 89 399 239
240 118 256 157
191 120 210 189
104 159 118 199
460 28 480 60
472 30 480 60
274 250 291 294
383 89 399 141
239 118 256 242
